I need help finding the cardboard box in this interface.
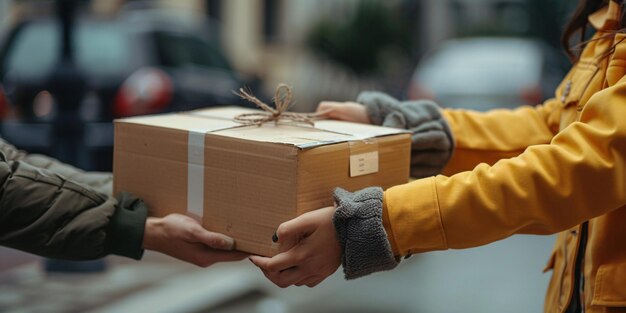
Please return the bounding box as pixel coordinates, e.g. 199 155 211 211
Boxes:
113 107 411 256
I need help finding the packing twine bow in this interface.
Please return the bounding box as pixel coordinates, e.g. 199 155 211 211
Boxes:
234 84 324 127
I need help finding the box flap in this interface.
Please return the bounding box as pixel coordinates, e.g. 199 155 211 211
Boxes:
214 123 353 147
314 119 408 138
116 113 240 133
116 107 410 148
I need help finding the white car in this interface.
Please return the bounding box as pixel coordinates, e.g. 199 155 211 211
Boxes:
407 37 565 111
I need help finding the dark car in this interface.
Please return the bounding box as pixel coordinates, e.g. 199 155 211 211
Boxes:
1 9 259 119
0 8 261 170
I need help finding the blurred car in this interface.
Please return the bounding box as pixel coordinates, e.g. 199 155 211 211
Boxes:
407 37 565 111
0 7 261 170
0 9 259 121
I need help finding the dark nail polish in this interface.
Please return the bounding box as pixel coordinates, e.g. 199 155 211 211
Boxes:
272 232 278 243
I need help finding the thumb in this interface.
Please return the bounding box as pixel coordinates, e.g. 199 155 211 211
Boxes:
189 224 236 250
382 111 407 129
316 101 340 112
316 101 345 119
274 213 319 244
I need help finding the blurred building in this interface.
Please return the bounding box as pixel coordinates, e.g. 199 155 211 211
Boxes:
214 0 398 111
0 1 10 27
199 0 572 110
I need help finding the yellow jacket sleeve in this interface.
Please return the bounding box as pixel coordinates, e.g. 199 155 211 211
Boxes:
383 79 626 256
442 98 562 175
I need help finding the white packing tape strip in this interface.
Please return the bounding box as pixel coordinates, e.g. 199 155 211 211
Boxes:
187 130 206 218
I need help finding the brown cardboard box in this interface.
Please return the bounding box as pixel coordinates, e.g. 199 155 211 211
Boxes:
113 107 411 256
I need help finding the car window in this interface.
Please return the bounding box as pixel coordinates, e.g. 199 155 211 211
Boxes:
2 23 58 77
153 31 232 71
77 23 132 76
2 21 132 78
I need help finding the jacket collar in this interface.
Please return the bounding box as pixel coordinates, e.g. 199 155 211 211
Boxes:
589 0 622 31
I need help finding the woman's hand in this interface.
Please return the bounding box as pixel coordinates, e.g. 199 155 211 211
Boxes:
143 214 248 267
316 101 371 124
249 206 341 288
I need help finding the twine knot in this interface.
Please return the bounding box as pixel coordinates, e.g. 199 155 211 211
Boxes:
234 84 321 126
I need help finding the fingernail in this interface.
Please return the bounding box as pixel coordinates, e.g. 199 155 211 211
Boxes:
224 237 235 250
272 232 278 243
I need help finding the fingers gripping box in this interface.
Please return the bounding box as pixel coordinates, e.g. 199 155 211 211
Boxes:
113 107 410 256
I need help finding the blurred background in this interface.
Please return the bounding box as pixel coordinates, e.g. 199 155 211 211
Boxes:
0 0 575 312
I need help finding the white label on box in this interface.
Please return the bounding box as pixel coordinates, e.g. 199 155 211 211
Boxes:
350 151 379 177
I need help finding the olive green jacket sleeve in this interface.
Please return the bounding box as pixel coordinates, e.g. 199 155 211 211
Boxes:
0 140 147 260
0 138 113 195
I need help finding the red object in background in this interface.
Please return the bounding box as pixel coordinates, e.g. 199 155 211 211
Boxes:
519 85 543 106
0 85 7 118
113 68 173 117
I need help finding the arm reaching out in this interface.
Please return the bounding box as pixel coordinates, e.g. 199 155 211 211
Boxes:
250 187 398 287
144 214 248 267
317 92 454 178
0 146 246 266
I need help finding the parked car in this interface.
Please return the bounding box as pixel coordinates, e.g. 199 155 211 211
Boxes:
407 37 566 111
1 10 259 121
0 7 262 170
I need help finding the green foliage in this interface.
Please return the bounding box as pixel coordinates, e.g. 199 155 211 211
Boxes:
307 0 412 75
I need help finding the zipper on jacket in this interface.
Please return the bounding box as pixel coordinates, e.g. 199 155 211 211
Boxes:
564 222 589 313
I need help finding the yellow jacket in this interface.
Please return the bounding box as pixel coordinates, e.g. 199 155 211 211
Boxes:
382 2 626 312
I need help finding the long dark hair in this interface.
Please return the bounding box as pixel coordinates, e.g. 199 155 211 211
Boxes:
561 0 622 61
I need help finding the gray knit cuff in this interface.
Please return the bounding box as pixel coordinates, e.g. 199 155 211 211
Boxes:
356 91 401 126
332 187 399 280
356 91 455 178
